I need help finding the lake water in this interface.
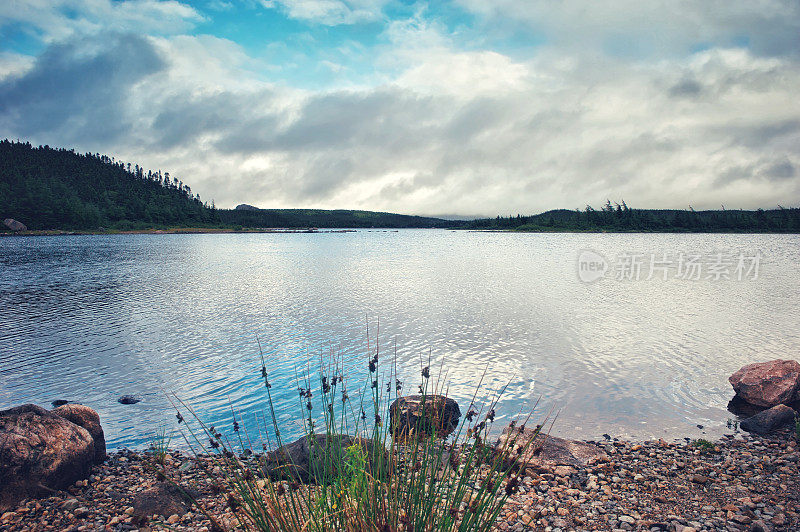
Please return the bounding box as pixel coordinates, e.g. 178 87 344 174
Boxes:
1 231 798 449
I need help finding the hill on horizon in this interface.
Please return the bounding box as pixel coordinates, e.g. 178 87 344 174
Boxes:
3 140 798 233
0 141 454 231
221 205 453 229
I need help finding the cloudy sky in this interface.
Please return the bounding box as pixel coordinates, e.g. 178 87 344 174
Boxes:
1 1 799 215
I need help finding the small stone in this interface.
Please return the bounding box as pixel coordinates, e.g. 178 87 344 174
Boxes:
117 395 141 405
62 499 81 512
167 514 180 524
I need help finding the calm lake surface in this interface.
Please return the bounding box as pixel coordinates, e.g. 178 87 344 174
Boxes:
1 231 798 449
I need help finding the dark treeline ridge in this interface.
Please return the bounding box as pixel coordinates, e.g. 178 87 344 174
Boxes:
219 206 452 229
468 201 800 233
3 141 798 232
0 140 218 230
0 140 451 230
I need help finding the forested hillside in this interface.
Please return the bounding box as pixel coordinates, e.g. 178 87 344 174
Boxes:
0 140 452 231
0 140 219 230
220 206 453 229
468 201 800 233
3 140 797 233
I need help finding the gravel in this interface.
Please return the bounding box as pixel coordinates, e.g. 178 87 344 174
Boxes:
1 428 797 531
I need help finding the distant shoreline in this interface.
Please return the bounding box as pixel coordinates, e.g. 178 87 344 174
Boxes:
2 227 800 237
0 227 363 237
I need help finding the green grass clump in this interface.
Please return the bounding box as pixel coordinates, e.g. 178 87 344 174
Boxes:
171 340 548 532
690 439 714 452
795 415 800 441
149 425 172 467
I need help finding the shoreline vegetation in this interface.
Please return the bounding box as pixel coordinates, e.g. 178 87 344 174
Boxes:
3 140 800 235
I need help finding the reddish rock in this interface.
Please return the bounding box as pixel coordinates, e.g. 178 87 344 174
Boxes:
52 404 106 461
0 404 95 510
389 395 461 440
131 482 201 520
729 359 800 407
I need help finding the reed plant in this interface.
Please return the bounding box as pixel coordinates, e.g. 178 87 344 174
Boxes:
149 424 172 467
169 340 548 532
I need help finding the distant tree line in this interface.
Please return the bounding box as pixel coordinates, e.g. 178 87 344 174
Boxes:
468 200 800 233
2 140 797 233
0 140 219 230
219 207 453 229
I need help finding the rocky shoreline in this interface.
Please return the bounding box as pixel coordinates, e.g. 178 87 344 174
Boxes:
4 359 800 531
0 426 797 532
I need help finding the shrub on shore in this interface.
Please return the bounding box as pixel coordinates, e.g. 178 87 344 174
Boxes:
167 342 548 531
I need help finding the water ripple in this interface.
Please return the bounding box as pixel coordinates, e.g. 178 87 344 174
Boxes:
1 231 798 447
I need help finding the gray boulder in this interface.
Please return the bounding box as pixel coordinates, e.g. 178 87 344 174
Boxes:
2 218 26 232
740 404 796 434
0 404 95 510
495 425 608 470
389 395 461 440
263 434 387 483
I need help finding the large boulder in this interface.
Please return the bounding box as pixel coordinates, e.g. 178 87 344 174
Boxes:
2 218 26 231
729 359 800 407
495 425 608 470
389 395 461 440
263 434 387 483
0 404 95 510
740 404 797 434
52 404 106 462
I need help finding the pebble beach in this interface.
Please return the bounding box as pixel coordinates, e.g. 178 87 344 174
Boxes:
2 427 797 532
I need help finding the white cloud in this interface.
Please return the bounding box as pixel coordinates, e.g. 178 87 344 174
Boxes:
0 52 35 81
1 2 799 215
0 0 203 42
455 0 800 58
260 0 389 25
